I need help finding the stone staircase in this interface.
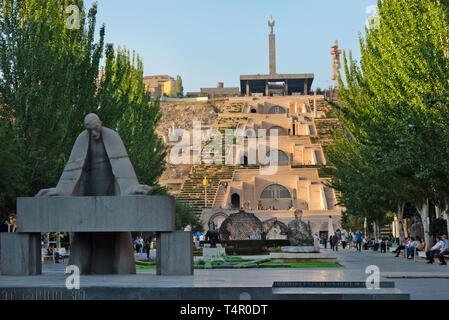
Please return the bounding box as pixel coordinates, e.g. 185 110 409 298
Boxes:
176 165 236 215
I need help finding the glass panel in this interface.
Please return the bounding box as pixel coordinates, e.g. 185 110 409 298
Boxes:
261 185 275 198
268 106 286 114
278 150 288 161
278 185 291 198
261 184 291 199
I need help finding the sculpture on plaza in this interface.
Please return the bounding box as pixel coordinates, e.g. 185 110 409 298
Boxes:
219 210 264 240
205 229 220 248
287 209 314 247
36 113 153 274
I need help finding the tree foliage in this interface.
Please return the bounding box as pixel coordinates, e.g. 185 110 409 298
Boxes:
175 200 203 233
175 74 183 97
328 0 449 245
0 0 167 221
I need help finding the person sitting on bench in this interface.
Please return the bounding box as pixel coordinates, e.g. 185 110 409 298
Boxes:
426 236 444 264
406 237 418 259
394 238 409 257
437 235 449 265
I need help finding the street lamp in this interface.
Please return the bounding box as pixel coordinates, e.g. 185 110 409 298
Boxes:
203 176 208 207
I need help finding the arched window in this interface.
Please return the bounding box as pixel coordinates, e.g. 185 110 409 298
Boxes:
260 184 291 199
268 106 286 114
267 150 288 166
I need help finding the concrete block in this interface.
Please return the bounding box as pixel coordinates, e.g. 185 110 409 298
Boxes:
202 247 226 257
270 251 337 262
0 233 41 275
157 231 193 276
17 195 175 232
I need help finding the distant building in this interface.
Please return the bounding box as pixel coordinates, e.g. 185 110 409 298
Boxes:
200 82 240 97
240 18 314 96
186 82 239 98
143 75 176 98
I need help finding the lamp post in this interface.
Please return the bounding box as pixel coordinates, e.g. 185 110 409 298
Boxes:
203 176 208 207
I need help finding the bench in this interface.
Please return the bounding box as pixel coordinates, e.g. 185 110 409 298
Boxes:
418 250 449 263
41 248 70 264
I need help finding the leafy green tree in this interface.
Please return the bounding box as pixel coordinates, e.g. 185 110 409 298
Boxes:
175 200 204 233
333 0 449 248
98 45 167 186
175 75 183 97
0 0 105 196
0 119 25 223
0 0 167 221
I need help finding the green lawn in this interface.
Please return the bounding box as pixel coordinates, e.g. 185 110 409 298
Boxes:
136 264 156 270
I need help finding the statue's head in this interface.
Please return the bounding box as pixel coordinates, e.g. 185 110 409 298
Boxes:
84 113 102 140
294 209 303 219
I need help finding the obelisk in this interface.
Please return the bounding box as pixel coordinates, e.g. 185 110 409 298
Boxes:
268 17 276 75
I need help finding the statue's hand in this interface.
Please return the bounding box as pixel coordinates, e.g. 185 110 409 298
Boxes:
126 184 153 195
35 188 60 197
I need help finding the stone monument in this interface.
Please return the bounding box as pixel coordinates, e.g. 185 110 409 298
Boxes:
282 209 319 253
219 210 264 240
35 113 151 274
268 16 276 75
1 113 193 276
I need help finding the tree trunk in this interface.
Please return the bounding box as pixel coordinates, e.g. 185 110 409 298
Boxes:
435 205 441 219
417 200 430 251
396 201 405 243
444 202 449 238
373 219 380 241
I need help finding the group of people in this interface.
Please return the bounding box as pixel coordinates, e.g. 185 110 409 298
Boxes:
321 230 365 252
132 236 154 260
392 236 425 259
321 230 399 253
46 246 62 263
381 234 449 265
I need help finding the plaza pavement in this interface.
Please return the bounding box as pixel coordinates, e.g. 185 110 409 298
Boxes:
1 250 447 299
328 247 449 300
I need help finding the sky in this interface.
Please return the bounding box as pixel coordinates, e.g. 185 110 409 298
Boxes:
84 0 377 93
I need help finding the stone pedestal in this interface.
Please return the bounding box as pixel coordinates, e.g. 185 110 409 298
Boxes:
270 251 337 262
12 195 178 276
202 247 226 258
281 246 319 253
157 231 193 276
0 233 41 275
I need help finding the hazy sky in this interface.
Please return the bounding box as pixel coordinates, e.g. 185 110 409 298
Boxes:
85 0 376 92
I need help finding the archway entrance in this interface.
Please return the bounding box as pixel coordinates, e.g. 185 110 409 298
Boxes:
208 212 228 231
240 155 248 165
231 193 240 209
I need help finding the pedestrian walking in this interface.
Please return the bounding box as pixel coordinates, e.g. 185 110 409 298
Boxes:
355 230 363 252
348 233 353 249
341 233 347 249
